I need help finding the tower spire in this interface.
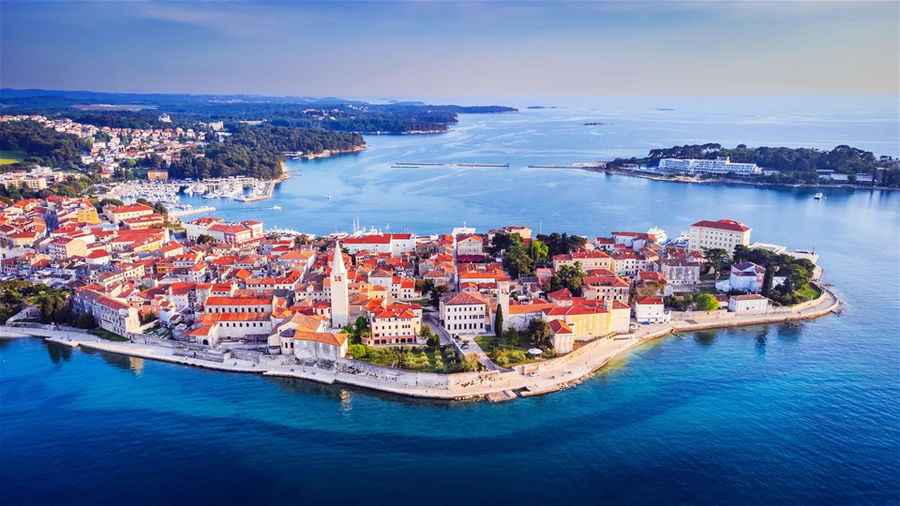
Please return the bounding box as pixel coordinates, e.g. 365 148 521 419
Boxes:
330 240 349 328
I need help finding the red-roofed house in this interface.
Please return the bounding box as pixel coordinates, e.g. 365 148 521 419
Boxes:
105 203 154 224
342 234 415 256
552 251 614 272
439 291 488 336
688 219 751 252
634 297 669 324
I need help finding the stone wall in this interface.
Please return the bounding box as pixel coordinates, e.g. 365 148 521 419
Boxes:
671 310 734 321
334 359 451 390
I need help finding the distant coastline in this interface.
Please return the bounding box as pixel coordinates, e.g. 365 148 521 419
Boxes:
575 165 900 192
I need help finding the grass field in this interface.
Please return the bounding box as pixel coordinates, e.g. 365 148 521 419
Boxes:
89 328 129 342
0 149 27 165
795 283 821 302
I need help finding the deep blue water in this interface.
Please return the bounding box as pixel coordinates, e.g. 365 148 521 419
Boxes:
2 96 899 504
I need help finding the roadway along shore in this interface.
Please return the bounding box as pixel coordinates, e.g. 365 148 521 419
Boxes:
0 287 841 402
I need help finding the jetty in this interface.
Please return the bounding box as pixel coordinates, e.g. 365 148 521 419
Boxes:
168 206 215 219
394 161 510 168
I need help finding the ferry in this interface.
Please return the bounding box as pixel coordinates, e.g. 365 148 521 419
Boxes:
814 192 824 200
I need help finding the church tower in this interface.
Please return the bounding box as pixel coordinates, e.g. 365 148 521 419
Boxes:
330 240 350 328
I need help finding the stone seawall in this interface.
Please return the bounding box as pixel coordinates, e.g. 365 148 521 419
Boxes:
1 285 841 401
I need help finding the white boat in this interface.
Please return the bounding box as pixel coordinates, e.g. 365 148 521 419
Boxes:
814 192 824 200
272 205 282 210
325 194 332 200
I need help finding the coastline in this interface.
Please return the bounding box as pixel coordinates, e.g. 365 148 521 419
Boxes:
554 165 900 192
285 143 367 161
1 285 842 402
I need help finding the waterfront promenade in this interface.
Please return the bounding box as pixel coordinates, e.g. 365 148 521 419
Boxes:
0 287 840 402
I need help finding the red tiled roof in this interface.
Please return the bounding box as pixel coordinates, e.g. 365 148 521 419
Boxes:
293 330 347 346
691 219 750 232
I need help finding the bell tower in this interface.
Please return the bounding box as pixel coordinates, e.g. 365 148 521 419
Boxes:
330 240 350 328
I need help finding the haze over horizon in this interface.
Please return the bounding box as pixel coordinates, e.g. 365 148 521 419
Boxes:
2 0 898 98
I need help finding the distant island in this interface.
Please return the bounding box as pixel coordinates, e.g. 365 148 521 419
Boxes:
606 143 900 187
0 89 517 184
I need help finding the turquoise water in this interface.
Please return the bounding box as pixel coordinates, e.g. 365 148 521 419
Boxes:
2 96 899 504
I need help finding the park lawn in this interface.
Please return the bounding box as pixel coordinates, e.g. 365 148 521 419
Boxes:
475 335 540 366
475 335 529 352
352 345 464 373
89 328 129 342
794 284 821 302
0 149 27 165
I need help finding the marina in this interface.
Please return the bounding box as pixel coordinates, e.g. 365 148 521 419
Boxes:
104 176 283 206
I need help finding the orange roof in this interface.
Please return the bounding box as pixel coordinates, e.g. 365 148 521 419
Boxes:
691 219 750 232
200 312 271 323
549 319 574 335
205 296 271 306
293 330 347 347
443 292 486 305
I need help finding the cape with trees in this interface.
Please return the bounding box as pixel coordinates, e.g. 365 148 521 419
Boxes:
0 119 90 170
609 143 893 184
166 125 364 180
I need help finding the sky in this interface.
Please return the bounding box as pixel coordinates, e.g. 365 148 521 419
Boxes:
1 1 898 98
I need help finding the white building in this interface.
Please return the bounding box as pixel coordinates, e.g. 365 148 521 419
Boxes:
293 331 348 361
341 233 415 256
658 157 761 176
456 234 484 256
728 294 770 314
660 259 702 286
688 219 751 253
440 291 488 336
634 297 669 324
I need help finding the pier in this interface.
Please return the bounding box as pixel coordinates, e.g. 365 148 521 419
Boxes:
168 206 216 219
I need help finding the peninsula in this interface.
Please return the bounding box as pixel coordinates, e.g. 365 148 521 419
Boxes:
603 143 900 188
0 206 840 401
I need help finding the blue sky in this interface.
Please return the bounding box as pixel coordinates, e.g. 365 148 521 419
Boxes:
1 1 897 97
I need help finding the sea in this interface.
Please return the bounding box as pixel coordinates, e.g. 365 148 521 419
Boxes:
2 95 898 504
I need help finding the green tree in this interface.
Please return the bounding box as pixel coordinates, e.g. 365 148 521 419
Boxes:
704 248 729 277
494 304 504 338
530 239 549 263
695 293 719 311
414 278 435 296
502 234 534 278
430 284 449 308
549 262 585 295
527 319 552 347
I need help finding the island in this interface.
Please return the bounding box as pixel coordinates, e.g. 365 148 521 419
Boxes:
0 208 840 401
546 143 900 189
